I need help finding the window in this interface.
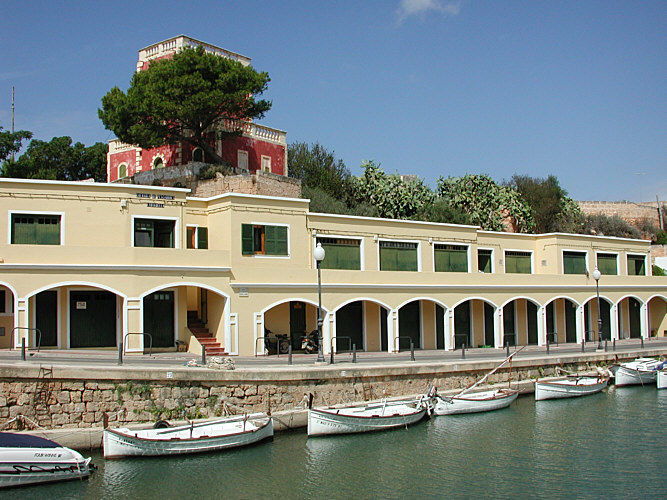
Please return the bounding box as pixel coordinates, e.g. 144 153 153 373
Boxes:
563 251 587 274
153 157 164 169
134 219 175 248
261 155 271 173
118 163 128 178
238 150 249 172
434 244 468 272
242 224 288 256
317 237 361 270
11 214 61 245
379 241 418 271
478 249 493 273
187 226 208 249
597 253 618 275
505 251 532 274
627 254 646 276
192 148 204 162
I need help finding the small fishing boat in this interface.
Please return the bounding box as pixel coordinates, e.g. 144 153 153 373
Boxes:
610 358 662 387
0 432 93 489
307 398 428 437
535 375 609 401
432 388 518 415
658 369 667 390
103 413 273 458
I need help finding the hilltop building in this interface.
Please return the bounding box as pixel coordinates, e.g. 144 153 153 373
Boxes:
106 36 287 183
1 178 665 357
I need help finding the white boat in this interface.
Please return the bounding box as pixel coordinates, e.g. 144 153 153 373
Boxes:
658 370 667 390
0 432 93 489
103 413 273 458
432 388 518 415
610 358 662 387
535 376 609 401
307 399 427 436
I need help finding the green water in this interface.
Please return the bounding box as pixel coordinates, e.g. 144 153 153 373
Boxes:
8 386 667 499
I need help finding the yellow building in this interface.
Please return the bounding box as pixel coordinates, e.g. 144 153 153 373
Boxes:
1 178 665 356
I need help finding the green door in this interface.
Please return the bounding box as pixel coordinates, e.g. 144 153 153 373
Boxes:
399 302 421 349
503 303 516 346
70 291 116 348
565 300 577 343
436 305 445 349
484 303 495 347
144 291 174 348
527 302 538 345
289 301 307 350
629 298 641 338
454 301 471 349
36 291 57 347
380 307 388 352
336 301 363 351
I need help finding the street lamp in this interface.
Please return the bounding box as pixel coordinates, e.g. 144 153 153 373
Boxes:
314 242 326 362
592 267 603 349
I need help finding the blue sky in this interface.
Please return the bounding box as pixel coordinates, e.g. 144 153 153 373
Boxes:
1 0 665 202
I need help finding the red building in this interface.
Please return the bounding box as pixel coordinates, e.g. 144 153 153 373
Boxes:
107 36 287 183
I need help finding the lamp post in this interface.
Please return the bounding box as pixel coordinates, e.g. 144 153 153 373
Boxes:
592 267 603 349
314 242 326 363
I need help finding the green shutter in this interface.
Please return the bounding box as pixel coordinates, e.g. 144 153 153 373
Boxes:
319 239 360 270
597 254 617 275
241 224 253 255
478 250 492 273
628 255 645 276
563 252 587 274
264 225 287 256
435 245 468 272
506 252 531 274
12 215 60 245
197 227 208 249
380 242 418 271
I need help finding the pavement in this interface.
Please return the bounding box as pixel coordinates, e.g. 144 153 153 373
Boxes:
1 337 665 371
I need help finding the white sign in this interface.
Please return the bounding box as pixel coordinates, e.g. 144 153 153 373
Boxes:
239 287 249 297
76 301 87 310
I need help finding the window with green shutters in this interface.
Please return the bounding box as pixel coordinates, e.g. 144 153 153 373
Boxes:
504 251 532 274
317 237 361 270
478 249 493 273
187 226 208 249
11 214 61 245
379 241 418 271
241 224 288 256
596 253 617 275
434 244 468 272
627 254 646 276
563 251 587 274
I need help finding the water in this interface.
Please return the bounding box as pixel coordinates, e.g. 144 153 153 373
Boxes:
7 387 666 499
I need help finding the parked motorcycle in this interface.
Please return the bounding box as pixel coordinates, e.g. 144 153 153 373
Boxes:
264 328 290 354
301 330 319 354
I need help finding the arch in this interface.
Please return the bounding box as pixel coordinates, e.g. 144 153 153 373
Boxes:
152 154 165 169
501 296 545 347
118 163 128 178
450 296 499 311
395 296 449 312
450 297 499 350
332 296 392 313
583 294 614 342
544 296 580 344
24 281 128 301
500 295 543 309
543 295 581 308
192 148 204 163
331 298 392 354
139 281 229 302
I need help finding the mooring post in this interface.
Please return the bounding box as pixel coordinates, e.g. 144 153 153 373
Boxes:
118 339 123 365
461 342 466 360
641 338 644 349
21 338 25 361
287 344 293 365
604 339 608 352
330 345 334 365
201 346 206 366
546 338 550 355
352 344 357 363
506 341 510 358
410 341 415 361
613 339 616 351
581 340 585 353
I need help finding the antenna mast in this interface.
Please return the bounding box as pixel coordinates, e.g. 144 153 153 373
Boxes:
11 86 15 161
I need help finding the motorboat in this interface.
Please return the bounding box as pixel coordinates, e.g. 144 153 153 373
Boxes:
610 358 662 387
0 432 93 489
432 388 518 415
103 413 273 458
307 398 428 436
535 375 609 401
657 369 667 390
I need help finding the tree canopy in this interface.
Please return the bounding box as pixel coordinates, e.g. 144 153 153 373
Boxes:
0 126 32 162
99 47 272 165
288 142 351 200
1 136 107 182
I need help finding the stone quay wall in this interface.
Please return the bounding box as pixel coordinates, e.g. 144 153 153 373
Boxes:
0 349 660 432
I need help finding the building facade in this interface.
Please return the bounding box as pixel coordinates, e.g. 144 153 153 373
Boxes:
106 36 287 183
1 178 666 356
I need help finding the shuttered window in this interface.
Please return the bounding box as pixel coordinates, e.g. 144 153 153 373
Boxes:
187 227 208 249
478 249 492 273
434 244 468 272
563 251 587 274
11 214 61 245
505 251 532 274
241 224 288 256
627 255 646 276
379 241 418 271
317 238 361 270
597 253 617 275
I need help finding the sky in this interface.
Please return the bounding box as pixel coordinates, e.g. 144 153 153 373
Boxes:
1 0 665 202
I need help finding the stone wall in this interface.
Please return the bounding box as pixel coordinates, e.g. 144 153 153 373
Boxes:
578 200 665 228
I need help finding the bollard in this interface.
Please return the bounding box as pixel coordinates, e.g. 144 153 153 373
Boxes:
201 346 207 366
546 339 550 355
287 344 292 365
352 344 357 363
604 339 608 352
613 339 616 351
410 341 415 361
641 338 644 348
581 340 585 353
461 343 466 360
506 342 510 358
118 339 123 365
21 338 25 361
330 345 335 365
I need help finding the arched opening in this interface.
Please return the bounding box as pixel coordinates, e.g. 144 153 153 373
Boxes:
118 163 128 178
502 298 541 346
544 297 579 344
647 295 667 338
192 148 204 163
453 299 496 349
584 297 612 341
153 156 164 169
184 286 228 355
263 300 320 353
616 296 642 339
333 299 392 353
0 285 15 349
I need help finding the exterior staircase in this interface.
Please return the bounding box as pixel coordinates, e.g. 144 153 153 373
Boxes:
187 311 227 356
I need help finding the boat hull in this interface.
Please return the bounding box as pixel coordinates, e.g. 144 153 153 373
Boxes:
432 389 518 415
658 370 667 390
535 377 608 401
0 447 92 489
308 402 426 436
103 415 273 458
611 359 660 387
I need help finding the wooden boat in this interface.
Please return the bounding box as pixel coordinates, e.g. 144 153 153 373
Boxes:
432 388 518 415
307 398 428 436
535 375 609 401
658 370 667 390
103 413 273 458
610 358 662 387
0 432 93 489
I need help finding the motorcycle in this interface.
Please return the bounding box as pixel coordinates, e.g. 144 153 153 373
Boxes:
264 328 290 354
301 330 319 354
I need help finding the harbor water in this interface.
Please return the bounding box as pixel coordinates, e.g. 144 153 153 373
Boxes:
7 385 666 499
